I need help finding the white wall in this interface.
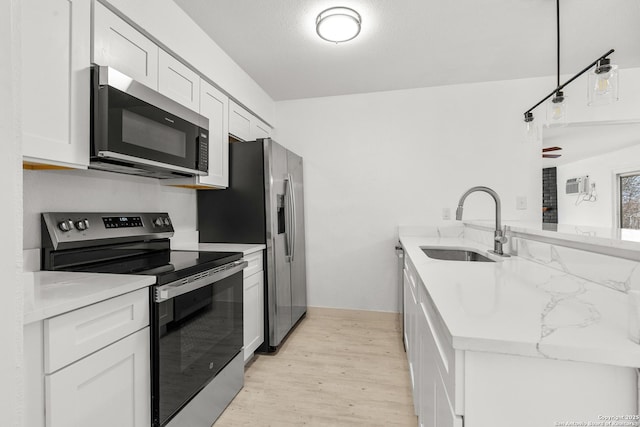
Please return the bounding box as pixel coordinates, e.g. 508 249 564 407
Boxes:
1 0 23 425
103 0 275 125
557 143 640 228
275 77 547 312
23 169 197 250
274 67 640 313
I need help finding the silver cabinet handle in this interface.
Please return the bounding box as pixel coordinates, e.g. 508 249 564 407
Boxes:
154 260 247 302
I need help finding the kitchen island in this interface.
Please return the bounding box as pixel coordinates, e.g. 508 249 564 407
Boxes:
399 233 639 427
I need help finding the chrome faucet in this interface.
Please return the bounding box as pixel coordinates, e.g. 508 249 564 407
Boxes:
455 186 510 257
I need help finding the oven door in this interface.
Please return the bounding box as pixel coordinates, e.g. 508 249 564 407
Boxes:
151 270 243 427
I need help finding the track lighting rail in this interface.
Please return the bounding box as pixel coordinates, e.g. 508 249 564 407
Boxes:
523 48 615 120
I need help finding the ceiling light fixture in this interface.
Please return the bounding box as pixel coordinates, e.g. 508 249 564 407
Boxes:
523 0 616 131
316 7 361 43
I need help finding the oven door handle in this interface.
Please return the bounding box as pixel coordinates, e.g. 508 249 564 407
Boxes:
154 260 248 302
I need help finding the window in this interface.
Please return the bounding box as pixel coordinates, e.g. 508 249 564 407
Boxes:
620 173 640 229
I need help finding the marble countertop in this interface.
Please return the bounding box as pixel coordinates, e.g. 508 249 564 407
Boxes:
399 235 640 368
171 242 265 255
23 271 155 325
465 219 640 253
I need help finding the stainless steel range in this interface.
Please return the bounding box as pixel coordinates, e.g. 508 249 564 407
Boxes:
41 212 247 427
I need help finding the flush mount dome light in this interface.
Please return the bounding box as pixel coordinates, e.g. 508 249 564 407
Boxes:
316 7 361 43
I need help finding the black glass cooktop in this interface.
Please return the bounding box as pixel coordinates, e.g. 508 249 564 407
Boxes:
47 243 242 285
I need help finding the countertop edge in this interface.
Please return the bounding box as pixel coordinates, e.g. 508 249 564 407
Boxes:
23 274 155 325
171 242 266 255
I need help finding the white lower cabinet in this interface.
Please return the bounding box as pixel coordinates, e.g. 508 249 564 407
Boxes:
46 328 150 427
243 251 265 362
24 289 151 427
402 251 638 427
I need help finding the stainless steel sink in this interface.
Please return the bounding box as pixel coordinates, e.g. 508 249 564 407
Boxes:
421 247 495 262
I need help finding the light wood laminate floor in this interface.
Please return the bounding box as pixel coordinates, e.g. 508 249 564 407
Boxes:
214 307 416 426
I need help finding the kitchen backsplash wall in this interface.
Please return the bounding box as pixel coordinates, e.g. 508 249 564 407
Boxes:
464 224 639 293
23 168 197 250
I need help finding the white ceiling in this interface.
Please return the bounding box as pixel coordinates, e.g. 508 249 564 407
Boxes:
174 0 640 101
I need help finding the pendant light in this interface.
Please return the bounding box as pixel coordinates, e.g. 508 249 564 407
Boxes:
524 112 540 143
588 57 619 106
547 90 567 126
522 0 616 135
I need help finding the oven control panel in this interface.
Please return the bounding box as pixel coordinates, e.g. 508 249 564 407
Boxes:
42 212 175 250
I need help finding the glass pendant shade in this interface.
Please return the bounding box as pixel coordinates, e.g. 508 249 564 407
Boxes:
588 58 619 106
547 91 567 126
523 112 540 143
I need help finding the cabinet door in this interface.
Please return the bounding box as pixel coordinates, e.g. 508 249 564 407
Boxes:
251 118 271 140
158 50 200 112
435 370 463 427
21 0 90 168
46 327 151 427
93 1 158 89
229 100 252 141
243 271 264 362
418 300 437 427
198 80 229 188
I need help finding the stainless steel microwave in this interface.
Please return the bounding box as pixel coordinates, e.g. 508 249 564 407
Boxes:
90 66 209 179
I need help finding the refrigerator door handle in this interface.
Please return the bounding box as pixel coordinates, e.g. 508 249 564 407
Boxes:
289 173 297 262
285 174 294 262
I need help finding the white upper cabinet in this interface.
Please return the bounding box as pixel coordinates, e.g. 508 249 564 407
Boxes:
229 100 272 142
158 50 200 112
251 118 271 140
162 80 228 189
93 1 158 89
21 0 91 169
198 81 229 187
229 100 252 141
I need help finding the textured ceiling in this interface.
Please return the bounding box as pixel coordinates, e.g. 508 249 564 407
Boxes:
174 0 640 101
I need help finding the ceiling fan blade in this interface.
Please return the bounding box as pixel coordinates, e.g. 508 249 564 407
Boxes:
542 154 562 158
542 146 563 152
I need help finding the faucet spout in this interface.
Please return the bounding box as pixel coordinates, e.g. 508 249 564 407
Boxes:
455 186 509 257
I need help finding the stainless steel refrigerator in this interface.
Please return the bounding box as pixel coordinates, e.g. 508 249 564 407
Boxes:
197 138 307 352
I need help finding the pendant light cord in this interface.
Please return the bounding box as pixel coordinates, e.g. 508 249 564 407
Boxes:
556 0 560 90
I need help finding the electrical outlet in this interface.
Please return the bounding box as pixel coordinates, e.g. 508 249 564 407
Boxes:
516 196 527 210
442 207 451 220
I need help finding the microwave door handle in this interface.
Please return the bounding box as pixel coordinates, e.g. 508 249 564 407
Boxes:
289 173 297 263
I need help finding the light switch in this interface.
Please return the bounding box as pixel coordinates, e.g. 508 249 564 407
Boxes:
516 196 527 210
442 207 451 220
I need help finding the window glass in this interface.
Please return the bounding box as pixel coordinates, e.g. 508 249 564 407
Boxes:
620 174 640 229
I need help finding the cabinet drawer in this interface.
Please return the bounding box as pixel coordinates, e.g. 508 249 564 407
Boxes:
44 288 149 373
419 284 464 415
243 251 264 278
